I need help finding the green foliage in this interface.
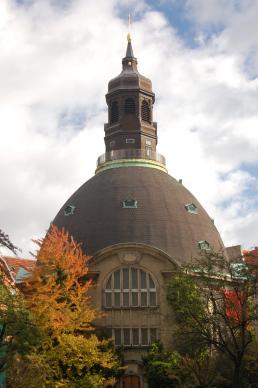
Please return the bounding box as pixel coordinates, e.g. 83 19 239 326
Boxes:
143 341 225 388
0 276 40 375
8 334 120 388
142 342 180 388
167 273 208 355
142 342 201 388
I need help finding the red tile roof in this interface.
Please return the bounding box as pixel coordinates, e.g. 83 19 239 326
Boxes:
3 256 36 275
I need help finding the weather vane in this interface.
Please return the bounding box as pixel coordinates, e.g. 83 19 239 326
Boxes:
127 14 132 42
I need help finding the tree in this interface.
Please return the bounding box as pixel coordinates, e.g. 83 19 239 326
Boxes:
167 250 258 388
142 342 193 388
8 225 121 387
0 228 31 388
143 341 221 388
0 277 40 375
25 224 96 333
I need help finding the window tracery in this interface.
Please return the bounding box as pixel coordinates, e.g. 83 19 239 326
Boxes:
106 327 158 347
104 267 157 308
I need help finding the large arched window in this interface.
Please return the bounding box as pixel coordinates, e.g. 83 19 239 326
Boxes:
141 100 151 123
110 101 119 123
124 98 136 114
104 267 157 308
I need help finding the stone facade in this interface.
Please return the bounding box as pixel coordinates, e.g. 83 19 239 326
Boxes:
88 244 177 387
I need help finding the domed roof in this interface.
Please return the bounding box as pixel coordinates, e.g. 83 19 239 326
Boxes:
53 167 225 264
108 70 152 94
107 39 153 95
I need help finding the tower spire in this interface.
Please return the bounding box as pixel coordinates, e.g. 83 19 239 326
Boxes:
125 14 134 58
103 28 157 162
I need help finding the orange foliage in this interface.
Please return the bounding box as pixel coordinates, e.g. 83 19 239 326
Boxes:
25 225 96 332
243 247 258 276
223 289 247 324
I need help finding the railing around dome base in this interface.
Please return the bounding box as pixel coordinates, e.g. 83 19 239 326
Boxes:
97 149 166 167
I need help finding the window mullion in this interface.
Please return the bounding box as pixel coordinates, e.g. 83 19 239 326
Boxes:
105 267 157 308
137 268 139 307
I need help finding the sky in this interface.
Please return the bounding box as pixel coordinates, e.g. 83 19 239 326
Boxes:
0 0 258 257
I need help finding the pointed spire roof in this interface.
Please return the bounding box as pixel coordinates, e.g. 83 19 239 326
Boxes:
108 32 153 93
122 35 138 71
126 34 134 58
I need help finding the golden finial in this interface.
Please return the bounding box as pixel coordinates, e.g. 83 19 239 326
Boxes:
127 14 132 42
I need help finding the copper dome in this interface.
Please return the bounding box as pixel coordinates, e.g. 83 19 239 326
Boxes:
53 167 225 263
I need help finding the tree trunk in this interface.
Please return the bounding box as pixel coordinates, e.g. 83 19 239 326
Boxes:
232 360 242 388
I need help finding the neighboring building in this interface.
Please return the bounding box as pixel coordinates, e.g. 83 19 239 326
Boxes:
53 37 229 388
1 257 36 286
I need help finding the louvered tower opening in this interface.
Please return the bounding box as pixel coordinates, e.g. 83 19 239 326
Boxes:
141 100 151 123
110 101 119 123
124 98 136 114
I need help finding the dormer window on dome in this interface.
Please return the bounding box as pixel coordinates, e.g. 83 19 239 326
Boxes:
122 199 138 208
198 240 210 250
185 203 198 214
64 205 75 216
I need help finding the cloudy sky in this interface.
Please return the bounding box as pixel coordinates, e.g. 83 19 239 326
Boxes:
0 0 258 257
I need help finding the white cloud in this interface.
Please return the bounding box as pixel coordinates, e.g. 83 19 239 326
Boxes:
185 0 258 75
0 0 257 256
185 0 243 26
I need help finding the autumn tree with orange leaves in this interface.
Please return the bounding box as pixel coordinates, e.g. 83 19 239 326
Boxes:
26 225 96 332
7 226 121 388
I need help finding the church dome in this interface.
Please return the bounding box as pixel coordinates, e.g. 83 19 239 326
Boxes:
53 166 224 264
52 37 226 265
